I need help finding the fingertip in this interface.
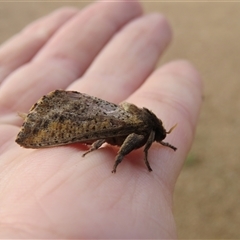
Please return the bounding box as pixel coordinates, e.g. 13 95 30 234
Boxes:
41 7 79 20
155 60 204 129
159 59 203 93
130 59 203 143
147 13 172 46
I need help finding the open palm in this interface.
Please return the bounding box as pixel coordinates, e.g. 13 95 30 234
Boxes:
0 1 202 238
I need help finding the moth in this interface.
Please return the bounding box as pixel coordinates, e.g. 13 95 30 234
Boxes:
16 90 177 173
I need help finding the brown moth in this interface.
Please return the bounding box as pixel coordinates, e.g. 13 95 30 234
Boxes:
16 90 177 173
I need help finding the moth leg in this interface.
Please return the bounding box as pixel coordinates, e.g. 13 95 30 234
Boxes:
82 139 106 157
160 141 177 151
143 130 155 172
112 133 145 173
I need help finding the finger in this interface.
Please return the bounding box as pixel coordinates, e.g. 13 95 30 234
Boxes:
127 60 203 189
0 7 78 83
0 0 142 120
71 13 172 103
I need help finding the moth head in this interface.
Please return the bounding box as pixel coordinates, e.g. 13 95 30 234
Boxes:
142 107 177 142
155 122 177 142
154 118 167 141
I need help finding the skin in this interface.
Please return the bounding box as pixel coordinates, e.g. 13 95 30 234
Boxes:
0 1 203 238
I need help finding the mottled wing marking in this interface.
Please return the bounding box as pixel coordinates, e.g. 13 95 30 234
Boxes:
16 90 144 148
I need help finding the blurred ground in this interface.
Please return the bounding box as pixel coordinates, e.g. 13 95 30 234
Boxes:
0 1 239 239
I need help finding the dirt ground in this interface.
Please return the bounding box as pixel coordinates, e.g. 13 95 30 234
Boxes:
1 1 239 239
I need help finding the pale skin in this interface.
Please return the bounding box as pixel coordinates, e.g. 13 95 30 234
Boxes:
0 1 202 238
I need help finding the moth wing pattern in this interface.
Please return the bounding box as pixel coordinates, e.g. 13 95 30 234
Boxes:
16 90 144 148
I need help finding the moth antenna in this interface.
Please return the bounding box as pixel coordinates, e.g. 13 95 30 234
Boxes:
166 123 177 134
18 112 27 120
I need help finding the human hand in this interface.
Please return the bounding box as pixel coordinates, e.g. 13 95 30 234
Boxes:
0 1 202 238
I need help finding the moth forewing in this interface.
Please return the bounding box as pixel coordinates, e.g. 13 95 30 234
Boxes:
16 91 144 148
